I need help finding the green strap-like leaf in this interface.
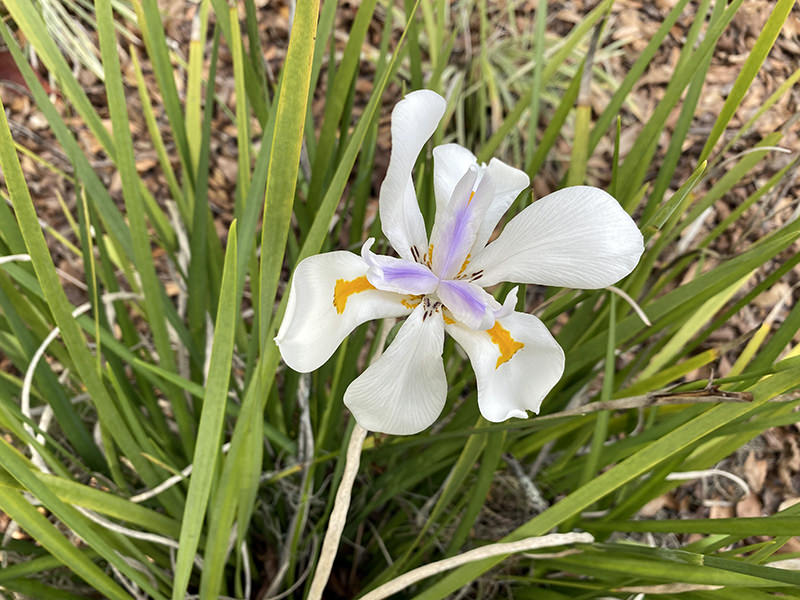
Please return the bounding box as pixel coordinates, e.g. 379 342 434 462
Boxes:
699 0 795 163
171 224 238 600
95 0 195 455
412 368 800 599
0 485 130 600
258 0 321 346
0 94 167 493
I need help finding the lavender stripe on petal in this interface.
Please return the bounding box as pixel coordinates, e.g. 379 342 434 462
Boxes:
380 263 440 293
361 237 440 295
437 279 498 330
438 204 475 278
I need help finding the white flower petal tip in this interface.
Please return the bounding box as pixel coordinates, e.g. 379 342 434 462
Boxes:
379 90 447 261
360 237 376 256
433 143 478 214
275 251 412 373
504 409 529 420
471 185 644 289
344 304 447 435
472 158 531 252
447 312 565 423
400 89 447 116
494 287 519 320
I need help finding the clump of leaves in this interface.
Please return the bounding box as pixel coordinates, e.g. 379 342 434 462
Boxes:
0 0 798 599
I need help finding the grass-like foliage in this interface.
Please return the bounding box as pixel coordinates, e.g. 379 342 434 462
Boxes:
0 0 799 598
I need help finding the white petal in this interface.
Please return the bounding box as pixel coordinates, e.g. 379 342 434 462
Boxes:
494 286 519 320
469 186 644 288
344 304 447 435
446 312 564 422
380 90 446 261
433 143 478 218
471 158 530 253
275 252 411 373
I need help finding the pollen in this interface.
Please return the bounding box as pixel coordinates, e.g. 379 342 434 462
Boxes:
333 276 375 314
486 322 524 369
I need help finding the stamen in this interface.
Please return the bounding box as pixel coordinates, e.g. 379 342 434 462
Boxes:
333 276 375 314
486 322 524 369
422 297 442 321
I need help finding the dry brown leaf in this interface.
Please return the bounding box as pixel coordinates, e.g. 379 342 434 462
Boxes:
736 492 763 518
778 497 800 512
744 451 768 493
639 493 676 517
787 436 800 472
710 501 735 519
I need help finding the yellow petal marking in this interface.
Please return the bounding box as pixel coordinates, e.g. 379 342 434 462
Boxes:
457 253 471 277
426 243 434 267
333 276 375 314
486 322 524 369
467 190 475 205
402 295 422 310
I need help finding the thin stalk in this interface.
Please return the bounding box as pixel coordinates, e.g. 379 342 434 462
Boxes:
307 422 368 600
361 532 594 600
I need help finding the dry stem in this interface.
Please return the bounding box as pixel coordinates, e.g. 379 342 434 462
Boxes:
359 532 594 600
306 422 368 600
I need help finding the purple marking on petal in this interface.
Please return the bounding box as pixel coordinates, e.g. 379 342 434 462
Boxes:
361 237 439 295
381 264 439 293
440 279 485 312
436 279 496 330
438 204 474 277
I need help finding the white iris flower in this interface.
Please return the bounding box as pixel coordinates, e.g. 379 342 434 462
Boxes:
276 90 644 435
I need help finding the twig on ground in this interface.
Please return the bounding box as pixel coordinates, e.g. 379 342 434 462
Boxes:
620 583 723 593
359 532 595 600
130 442 231 503
666 468 750 497
538 391 754 423
21 291 143 473
504 454 549 513
75 506 204 567
0 253 31 265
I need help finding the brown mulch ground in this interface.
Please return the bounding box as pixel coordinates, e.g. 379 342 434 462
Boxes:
2 0 800 556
